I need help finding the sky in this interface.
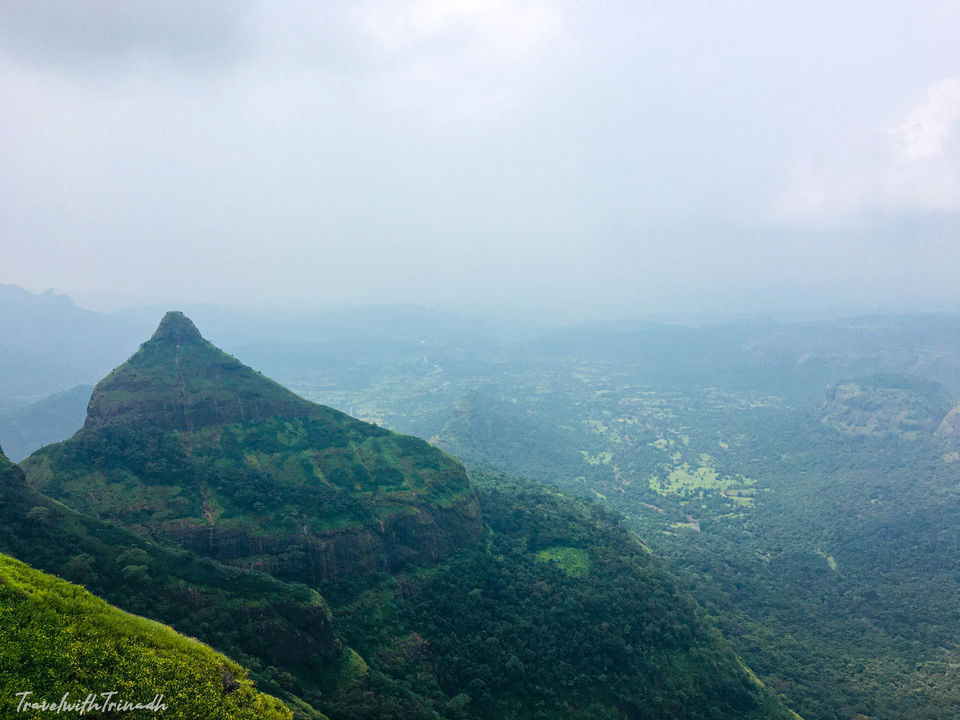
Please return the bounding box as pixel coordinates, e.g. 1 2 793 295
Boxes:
2 0 960 321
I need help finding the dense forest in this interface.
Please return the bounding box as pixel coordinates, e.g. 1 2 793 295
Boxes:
254 315 960 720
321 469 796 720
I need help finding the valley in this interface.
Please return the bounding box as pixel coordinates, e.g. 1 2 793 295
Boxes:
258 316 960 720
4 292 960 718
0 307 801 719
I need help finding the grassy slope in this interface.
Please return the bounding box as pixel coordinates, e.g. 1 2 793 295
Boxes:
0 552 293 720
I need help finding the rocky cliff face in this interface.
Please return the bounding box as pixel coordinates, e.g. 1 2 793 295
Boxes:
820 374 954 439
164 493 482 584
936 402 960 438
23 312 483 582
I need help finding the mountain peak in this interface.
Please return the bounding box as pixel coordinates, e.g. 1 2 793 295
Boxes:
35 313 484 585
149 311 203 344
83 312 314 432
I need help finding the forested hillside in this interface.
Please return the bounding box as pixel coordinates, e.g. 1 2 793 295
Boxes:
259 314 960 720
3 314 798 720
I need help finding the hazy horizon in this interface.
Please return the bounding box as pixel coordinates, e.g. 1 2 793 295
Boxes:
8 281 960 331
3 2 960 321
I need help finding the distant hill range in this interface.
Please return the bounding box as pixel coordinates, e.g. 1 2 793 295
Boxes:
0 284 145 403
0 384 91 461
5 282 960 412
6 282 960 471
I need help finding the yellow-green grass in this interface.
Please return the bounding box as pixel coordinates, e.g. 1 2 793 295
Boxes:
579 450 613 465
649 456 756 499
0 553 292 720
534 547 591 578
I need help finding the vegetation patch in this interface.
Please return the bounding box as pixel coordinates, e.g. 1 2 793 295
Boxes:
648 457 756 499
534 546 591 577
814 549 838 571
333 648 369 689
579 450 613 465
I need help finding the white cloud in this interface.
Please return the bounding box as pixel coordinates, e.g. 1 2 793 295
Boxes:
775 76 960 224
349 0 568 122
355 0 564 60
900 77 960 160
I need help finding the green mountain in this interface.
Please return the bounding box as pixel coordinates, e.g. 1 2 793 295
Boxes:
23 312 482 583
82 310 316 431
4 439 799 720
0 550 292 720
11 314 799 720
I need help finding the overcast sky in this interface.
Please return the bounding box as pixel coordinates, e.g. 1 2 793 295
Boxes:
2 1 960 320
